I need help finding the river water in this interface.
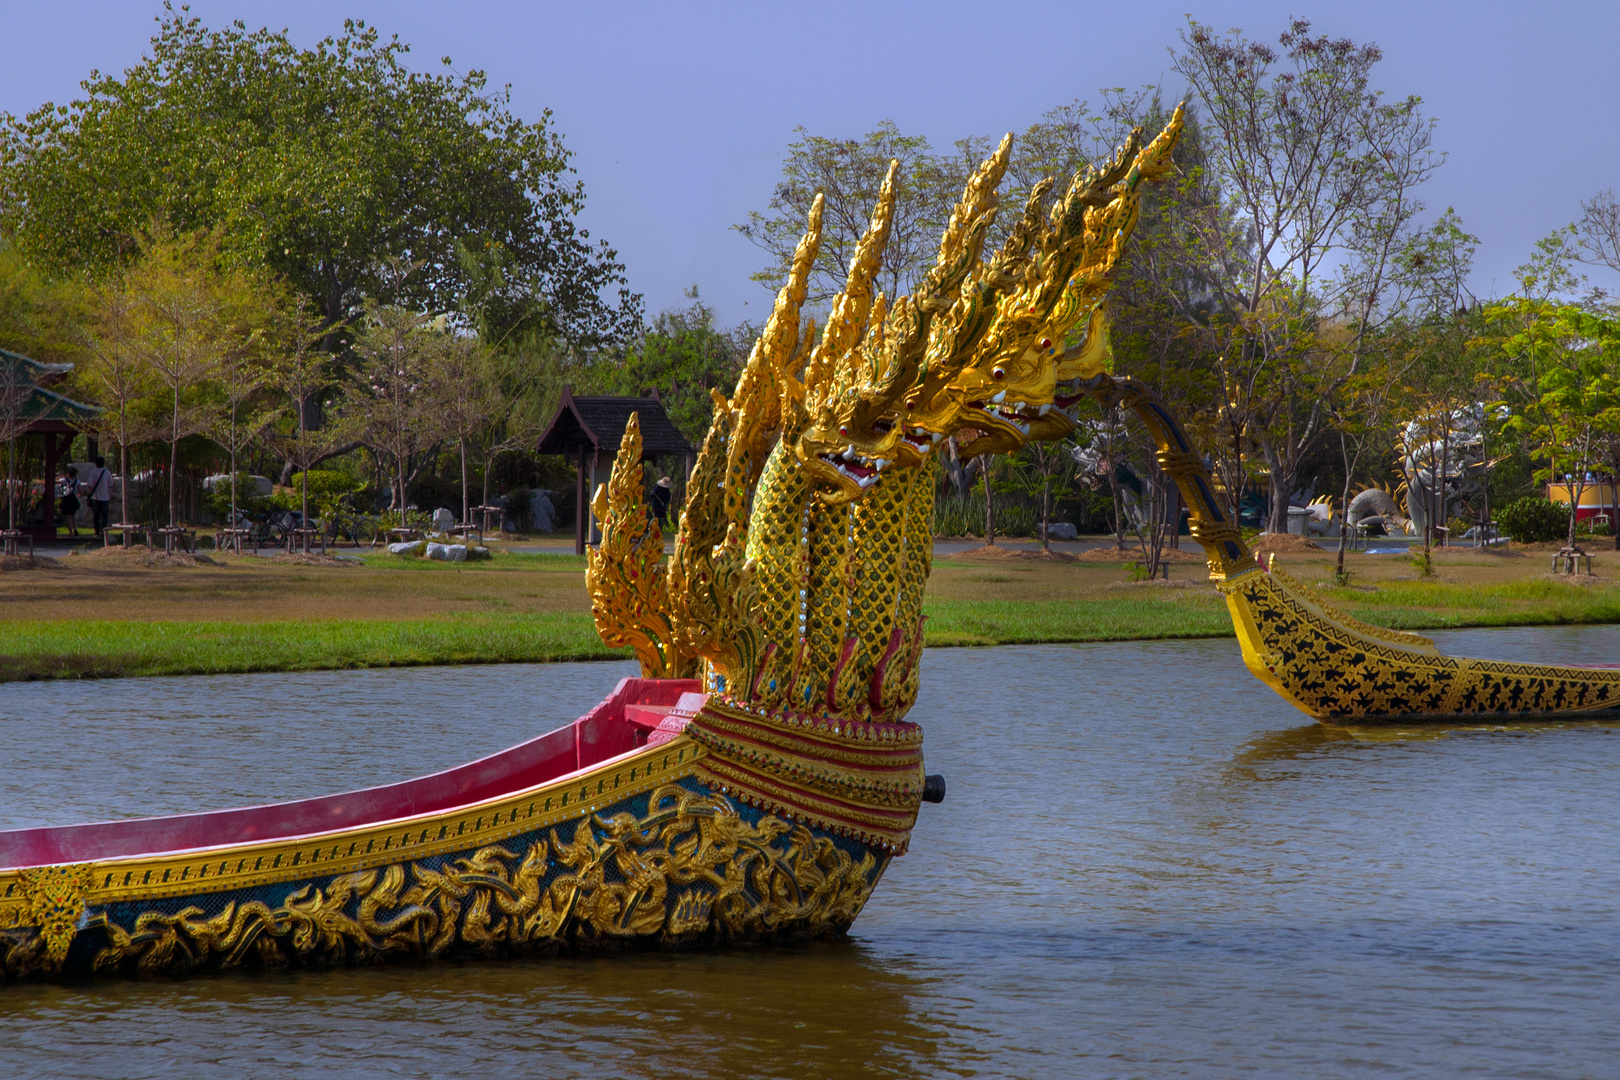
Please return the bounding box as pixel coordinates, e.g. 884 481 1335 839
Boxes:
3 627 1620 1079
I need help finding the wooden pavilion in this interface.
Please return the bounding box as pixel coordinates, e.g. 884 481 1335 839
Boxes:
0 348 98 541
536 386 695 554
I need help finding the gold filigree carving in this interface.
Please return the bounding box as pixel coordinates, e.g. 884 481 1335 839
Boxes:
72 785 879 979
587 412 695 678
16 863 95 971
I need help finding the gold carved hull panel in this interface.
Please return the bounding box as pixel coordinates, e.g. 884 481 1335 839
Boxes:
0 739 891 982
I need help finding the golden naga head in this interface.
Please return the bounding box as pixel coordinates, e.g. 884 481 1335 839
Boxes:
785 103 1183 488
795 137 1015 486
907 103 1185 459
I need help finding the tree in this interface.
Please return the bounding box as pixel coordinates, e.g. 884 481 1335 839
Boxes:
204 329 275 533
77 280 158 529
432 335 500 525
121 227 264 529
1169 18 1446 532
736 121 967 303
1575 189 1620 293
1497 306 1620 548
262 303 355 535
346 303 444 528
601 288 751 442
0 6 641 354
0 356 40 531
1011 440 1079 552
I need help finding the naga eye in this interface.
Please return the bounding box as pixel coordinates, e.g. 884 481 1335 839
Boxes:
905 399 918 410
992 368 1006 380
1039 338 1052 351
839 426 849 436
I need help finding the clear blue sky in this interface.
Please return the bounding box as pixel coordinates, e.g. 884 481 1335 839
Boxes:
3 1 1617 327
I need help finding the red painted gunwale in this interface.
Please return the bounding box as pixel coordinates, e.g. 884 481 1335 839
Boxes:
0 677 702 872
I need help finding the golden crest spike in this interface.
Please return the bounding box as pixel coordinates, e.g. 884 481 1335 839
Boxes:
811 159 899 391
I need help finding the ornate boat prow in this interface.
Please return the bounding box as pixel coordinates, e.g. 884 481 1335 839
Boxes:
2 116 1192 981
1220 555 1620 724
1084 374 1620 727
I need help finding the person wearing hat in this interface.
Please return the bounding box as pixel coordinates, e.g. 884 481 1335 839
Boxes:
650 476 672 529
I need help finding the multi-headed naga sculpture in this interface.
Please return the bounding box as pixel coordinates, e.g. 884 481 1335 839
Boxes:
586 108 1186 847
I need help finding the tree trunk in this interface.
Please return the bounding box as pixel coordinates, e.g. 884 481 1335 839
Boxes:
1268 467 1288 535
983 457 996 546
1040 475 1051 552
460 438 469 525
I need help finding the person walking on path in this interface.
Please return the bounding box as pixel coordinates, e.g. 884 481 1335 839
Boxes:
650 476 672 530
84 456 111 539
58 466 81 538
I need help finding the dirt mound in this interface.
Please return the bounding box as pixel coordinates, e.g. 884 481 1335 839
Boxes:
0 554 63 572
1076 545 1204 563
955 545 1076 562
1250 532 1323 554
71 546 221 568
1537 572 1612 587
1104 578 1213 590
265 552 357 567
1426 544 1524 558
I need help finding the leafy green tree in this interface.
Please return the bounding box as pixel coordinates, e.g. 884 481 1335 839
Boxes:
95 226 269 529
344 303 445 528
0 7 640 350
1168 18 1448 532
600 289 752 442
1497 307 1620 547
736 121 969 304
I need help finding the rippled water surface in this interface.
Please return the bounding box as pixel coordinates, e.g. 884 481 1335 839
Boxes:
5 627 1620 1079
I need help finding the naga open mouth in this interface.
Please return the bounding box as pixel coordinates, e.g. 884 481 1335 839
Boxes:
901 427 947 453
817 445 892 489
964 391 1055 437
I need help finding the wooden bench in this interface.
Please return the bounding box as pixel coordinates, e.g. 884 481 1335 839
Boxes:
1 530 33 557
154 526 196 554
1552 547 1593 575
103 523 151 550
215 527 253 554
286 527 325 554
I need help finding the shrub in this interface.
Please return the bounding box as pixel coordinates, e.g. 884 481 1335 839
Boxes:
1496 496 1569 544
503 487 533 530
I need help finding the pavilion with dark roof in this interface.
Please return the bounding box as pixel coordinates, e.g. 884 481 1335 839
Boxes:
0 347 99 542
536 386 695 554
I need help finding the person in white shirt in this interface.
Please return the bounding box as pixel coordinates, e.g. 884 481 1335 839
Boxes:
84 456 112 538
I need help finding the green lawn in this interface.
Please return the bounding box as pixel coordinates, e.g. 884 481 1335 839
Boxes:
0 612 625 681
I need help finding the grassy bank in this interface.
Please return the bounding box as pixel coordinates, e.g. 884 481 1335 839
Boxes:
0 544 1617 681
0 612 623 681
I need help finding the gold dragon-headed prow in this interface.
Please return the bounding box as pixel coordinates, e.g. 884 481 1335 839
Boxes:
586 412 695 678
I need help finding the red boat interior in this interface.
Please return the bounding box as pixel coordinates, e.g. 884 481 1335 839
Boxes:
0 677 705 871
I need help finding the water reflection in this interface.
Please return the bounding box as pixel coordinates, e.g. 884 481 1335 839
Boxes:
4 944 954 1080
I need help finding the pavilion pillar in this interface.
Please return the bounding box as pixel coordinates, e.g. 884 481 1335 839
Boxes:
41 431 59 537
575 445 588 556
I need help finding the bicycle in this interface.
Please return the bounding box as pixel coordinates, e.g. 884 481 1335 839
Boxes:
225 508 296 551
322 494 382 548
